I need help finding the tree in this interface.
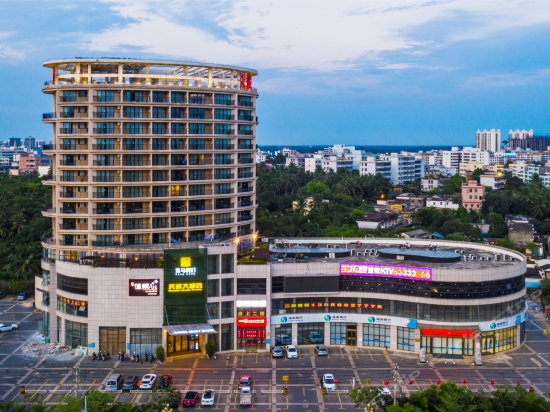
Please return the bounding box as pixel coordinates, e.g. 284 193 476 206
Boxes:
505 176 523 191
472 168 484 183
445 233 469 242
273 153 286 165
443 180 456 195
348 380 392 410
205 339 218 358
155 346 165 363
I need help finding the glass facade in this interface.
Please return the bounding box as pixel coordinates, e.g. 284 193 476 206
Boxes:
397 326 415 352
330 323 347 345
481 326 517 354
272 297 525 323
130 328 162 356
339 275 524 299
274 324 292 347
221 323 234 351
363 324 390 348
57 296 88 317
66 320 88 348
57 274 88 295
99 327 126 354
422 335 474 355
297 323 324 345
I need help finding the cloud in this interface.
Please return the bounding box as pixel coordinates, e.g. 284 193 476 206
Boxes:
84 0 550 73
0 31 25 59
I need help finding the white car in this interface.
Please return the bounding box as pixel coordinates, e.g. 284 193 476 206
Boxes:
0 323 18 332
378 387 393 405
321 374 336 391
139 374 157 389
201 389 216 406
285 345 298 359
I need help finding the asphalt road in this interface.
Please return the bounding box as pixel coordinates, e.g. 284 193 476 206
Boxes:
2 301 550 411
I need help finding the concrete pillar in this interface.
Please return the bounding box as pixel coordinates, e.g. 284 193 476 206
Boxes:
516 324 522 348
390 325 398 351
265 268 271 351
291 323 298 345
324 322 331 346
183 66 188 86
48 263 58 342
118 63 123 84
208 68 213 88
357 322 363 347
414 328 421 352
76 63 80 84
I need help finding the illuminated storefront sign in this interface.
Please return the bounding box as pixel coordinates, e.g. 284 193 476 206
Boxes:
175 256 197 276
284 302 383 309
167 282 203 292
58 296 87 307
238 310 266 317
129 279 159 296
237 317 267 327
340 263 432 281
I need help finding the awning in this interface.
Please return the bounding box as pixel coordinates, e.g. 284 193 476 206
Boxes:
163 324 217 335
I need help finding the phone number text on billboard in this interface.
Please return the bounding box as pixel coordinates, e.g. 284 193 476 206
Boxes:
340 263 432 281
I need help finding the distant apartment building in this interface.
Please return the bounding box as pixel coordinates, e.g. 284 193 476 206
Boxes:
359 155 392 179
426 194 460 210
305 154 352 173
476 129 501 152
285 154 312 168
479 174 505 191
442 147 462 169
525 166 550 188
462 180 485 210
461 147 491 164
512 161 531 182
459 161 484 177
24 136 36 149
379 153 424 185
9 137 22 147
506 129 550 151
421 177 448 192
19 156 53 170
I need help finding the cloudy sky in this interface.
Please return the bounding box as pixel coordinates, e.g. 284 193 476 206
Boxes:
1 0 549 146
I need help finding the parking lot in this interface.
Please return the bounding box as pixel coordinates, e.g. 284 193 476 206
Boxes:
2 302 550 411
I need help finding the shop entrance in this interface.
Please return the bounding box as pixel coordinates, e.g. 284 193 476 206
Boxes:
167 334 200 355
346 324 357 346
421 336 474 355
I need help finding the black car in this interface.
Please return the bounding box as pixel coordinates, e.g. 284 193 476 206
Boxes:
168 391 181 408
158 375 173 388
122 375 139 391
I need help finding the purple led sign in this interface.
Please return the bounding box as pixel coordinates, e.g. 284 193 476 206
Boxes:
339 262 432 281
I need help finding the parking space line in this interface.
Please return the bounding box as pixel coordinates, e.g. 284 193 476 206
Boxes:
30 379 49 400
368 349 373 361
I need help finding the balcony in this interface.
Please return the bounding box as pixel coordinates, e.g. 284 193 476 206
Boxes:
93 224 121 231
42 205 55 213
215 202 234 209
214 129 235 136
123 208 151 214
215 159 234 165
238 200 252 207
214 144 235 150
214 100 235 106
93 127 121 135
215 174 235 181
59 144 88 150
124 127 151 135
123 144 152 151
43 144 55 150
238 144 255 150
238 186 254 193
124 160 151 166
238 216 253 222
92 144 121 151
60 159 88 167
59 223 88 230
59 191 89 199
238 130 254 136
42 235 55 245
152 143 169 150
93 96 121 103
92 240 122 247
60 207 89 214
92 191 121 198
189 97 213 105
187 159 213 166
215 217 234 224
123 190 151 198
93 208 121 215
93 111 121 119
189 113 214 120
238 158 254 165
62 240 89 247
59 128 88 135
59 112 89 119
60 96 88 103
188 205 213 211
188 144 213 151
189 174 213 181
171 188 187 197
238 172 254 178
189 219 213 227
93 159 121 167
171 143 187 150
215 115 235 120
124 223 152 230
43 113 54 120
238 101 253 108
60 175 89 182
238 116 254 121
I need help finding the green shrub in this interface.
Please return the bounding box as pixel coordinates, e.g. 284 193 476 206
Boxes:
155 346 165 363
205 339 218 359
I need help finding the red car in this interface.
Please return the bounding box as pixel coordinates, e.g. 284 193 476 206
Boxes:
183 391 199 407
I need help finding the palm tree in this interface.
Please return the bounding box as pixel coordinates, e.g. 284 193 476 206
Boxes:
10 212 26 234
3 244 40 280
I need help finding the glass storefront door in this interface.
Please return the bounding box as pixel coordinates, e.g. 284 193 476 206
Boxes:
346 324 357 346
422 336 474 356
167 334 200 355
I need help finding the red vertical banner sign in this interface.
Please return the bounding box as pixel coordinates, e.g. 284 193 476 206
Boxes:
247 74 252 90
52 69 55 84
240 72 246 89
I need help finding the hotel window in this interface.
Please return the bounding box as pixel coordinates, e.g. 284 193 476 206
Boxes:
237 279 266 295
221 301 234 319
207 279 219 297
221 254 234 274
207 302 219 319
221 279 234 296
221 323 234 351
125 107 143 118
272 277 284 293
208 255 220 274
171 92 185 103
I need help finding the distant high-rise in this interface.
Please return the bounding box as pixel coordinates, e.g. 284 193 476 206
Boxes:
475 129 500 152
24 136 36 149
9 137 22 147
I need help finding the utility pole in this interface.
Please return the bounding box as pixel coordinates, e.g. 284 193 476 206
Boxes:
74 365 79 395
393 362 399 406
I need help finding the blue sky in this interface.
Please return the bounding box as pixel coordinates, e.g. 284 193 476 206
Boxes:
0 0 549 146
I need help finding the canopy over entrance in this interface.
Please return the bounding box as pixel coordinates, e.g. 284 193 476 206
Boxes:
163 324 217 335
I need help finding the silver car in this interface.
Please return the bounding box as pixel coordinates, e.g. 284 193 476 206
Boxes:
315 345 328 356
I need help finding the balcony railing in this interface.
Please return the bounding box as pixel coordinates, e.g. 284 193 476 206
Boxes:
189 97 213 105
92 224 121 231
215 203 235 209
62 240 89 247
93 159 121 166
93 176 121 182
59 144 88 150
171 189 187 197
124 160 151 166
59 128 88 135
61 96 88 103
238 172 254 178
238 144 255 150
171 143 187 150
92 240 122 247
92 191 121 198
214 100 235 106
238 201 252 207
60 160 88 166
123 144 152 150
123 208 151 214
61 207 89 214
215 217 234 224
92 208 121 215
43 144 55 150
238 158 254 164
214 129 235 135
59 223 88 230
238 216 253 222
238 186 254 193
59 191 89 198
215 115 235 120
215 159 234 165
123 223 152 230
93 111 121 118
42 235 55 245
93 96 121 102
189 219 213 227
238 116 254 121
59 112 89 119
214 144 235 150
238 130 254 136
189 174 213 181
93 127 121 135
188 205 213 211
60 175 89 182
188 144 213 150
43 113 54 119
238 101 253 107
92 144 121 151
214 174 235 181
187 159 213 166
42 205 55 213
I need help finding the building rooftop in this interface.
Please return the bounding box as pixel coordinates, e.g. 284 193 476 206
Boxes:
357 212 399 222
269 239 523 270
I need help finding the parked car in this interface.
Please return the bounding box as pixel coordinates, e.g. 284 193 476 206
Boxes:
315 345 328 356
0 323 18 332
0 292 6 299
201 389 216 406
378 387 393 406
271 346 284 358
17 293 29 301
183 391 199 407
321 374 337 392
168 391 181 408
285 345 298 359
139 374 157 389
157 375 173 388
238 376 252 389
105 374 124 390
122 376 139 391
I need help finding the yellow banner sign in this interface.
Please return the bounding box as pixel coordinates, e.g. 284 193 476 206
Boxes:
167 282 203 292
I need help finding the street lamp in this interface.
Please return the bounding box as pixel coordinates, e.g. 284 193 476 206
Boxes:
393 362 399 406
253 233 257 250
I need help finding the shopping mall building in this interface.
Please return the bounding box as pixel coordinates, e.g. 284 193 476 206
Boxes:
37 58 527 358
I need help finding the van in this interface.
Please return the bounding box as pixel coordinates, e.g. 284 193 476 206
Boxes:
106 374 124 390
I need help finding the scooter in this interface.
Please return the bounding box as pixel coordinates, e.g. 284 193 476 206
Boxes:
149 354 155 363
91 352 97 360
105 352 111 360
125 353 129 362
101 351 106 361
132 354 136 362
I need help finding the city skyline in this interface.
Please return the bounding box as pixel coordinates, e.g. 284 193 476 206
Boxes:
0 1 550 145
